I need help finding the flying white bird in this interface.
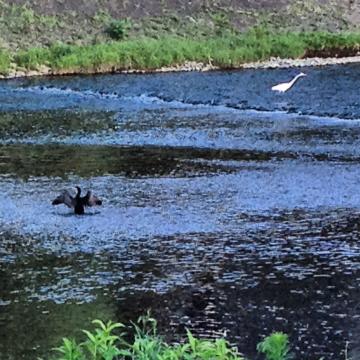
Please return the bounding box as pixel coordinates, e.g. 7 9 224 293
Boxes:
271 72 307 93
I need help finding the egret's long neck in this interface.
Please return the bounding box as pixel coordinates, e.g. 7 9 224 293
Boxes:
288 74 303 88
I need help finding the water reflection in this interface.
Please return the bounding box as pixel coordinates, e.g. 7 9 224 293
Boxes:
0 144 276 179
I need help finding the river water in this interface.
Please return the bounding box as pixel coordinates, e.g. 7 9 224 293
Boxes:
0 64 360 360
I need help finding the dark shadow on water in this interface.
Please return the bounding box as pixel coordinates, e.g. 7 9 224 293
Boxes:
2 142 360 179
0 143 298 179
0 109 117 139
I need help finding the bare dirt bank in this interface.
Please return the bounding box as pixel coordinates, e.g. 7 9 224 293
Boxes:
1 0 360 50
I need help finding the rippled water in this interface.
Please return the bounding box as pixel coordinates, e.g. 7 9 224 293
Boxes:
1 64 360 360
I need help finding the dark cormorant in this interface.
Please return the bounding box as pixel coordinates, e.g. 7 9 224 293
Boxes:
52 186 102 215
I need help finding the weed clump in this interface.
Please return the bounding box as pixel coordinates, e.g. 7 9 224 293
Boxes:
106 19 132 40
257 332 293 360
52 314 293 360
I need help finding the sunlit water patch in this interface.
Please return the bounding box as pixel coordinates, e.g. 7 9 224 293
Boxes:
0 157 360 254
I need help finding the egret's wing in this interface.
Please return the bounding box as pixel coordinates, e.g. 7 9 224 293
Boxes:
81 191 102 207
52 190 75 208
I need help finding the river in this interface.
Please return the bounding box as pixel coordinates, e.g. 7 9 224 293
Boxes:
0 64 360 360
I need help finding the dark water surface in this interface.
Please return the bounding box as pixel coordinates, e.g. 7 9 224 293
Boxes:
0 64 360 360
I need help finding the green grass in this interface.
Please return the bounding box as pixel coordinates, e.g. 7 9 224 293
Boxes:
0 49 11 74
50 314 292 360
2 27 360 75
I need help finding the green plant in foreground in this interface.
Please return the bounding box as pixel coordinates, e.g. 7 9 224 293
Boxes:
54 338 83 360
54 320 127 360
52 314 295 360
53 315 244 360
82 319 125 360
257 332 292 360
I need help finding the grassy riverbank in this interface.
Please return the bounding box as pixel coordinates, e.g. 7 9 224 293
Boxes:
1 27 360 76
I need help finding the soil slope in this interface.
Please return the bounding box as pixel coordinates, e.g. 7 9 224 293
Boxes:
4 0 358 20
1 0 360 50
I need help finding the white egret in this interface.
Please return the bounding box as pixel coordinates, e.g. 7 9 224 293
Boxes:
271 72 307 93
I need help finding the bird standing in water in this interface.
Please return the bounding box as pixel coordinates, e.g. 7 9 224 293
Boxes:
271 72 307 93
52 186 102 215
